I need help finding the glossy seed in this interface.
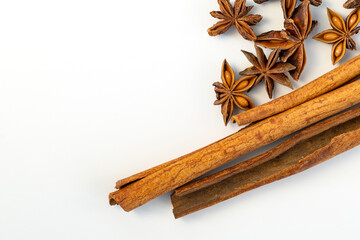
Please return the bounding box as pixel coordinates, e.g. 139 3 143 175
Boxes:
332 16 343 30
224 70 232 83
323 33 339 41
349 14 358 28
235 96 249 108
236 80 249 90
335 42 343 57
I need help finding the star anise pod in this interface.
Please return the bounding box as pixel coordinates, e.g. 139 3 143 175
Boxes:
253 0 320 18
208 0 263 41
239 45 295 99
253 0 295 18
344 0 360 9
213 59 256 125
313 8 360 65
255 0 317 80
300 0 322 7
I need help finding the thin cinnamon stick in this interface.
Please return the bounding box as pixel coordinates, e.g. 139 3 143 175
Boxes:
171 108 360 218
231 54 360 126
109 79 360 212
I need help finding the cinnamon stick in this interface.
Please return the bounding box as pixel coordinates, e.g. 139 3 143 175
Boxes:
109 79 360 212
231 54 360 126
174 106 360 197
171 107 360 218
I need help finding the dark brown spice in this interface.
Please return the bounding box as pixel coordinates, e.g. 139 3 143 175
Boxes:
254 0 321 18
239 45 295 99
255 0 317 80
171 107 360 218
313 8 360 65
208 0 262 40
213 59 256 125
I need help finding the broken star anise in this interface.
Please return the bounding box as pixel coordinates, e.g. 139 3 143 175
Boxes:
255 0 317 80
208 0 263 41
344 0 360 9
313 8 360 65
213 59 256 125
239 45 295 99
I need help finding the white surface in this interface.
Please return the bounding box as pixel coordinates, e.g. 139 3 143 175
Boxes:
0 0 359 239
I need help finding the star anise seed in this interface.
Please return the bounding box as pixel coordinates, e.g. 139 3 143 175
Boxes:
239 45 295 99
344 0 360 9
213 59 256 125
208 0 263 41
313 8 360 64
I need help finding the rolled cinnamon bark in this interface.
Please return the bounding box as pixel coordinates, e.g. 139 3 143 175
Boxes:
231 54 360 126
174 106 360 197
171 107 360 218
110 79 360 212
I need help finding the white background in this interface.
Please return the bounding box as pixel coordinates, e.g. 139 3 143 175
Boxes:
0 0 359 239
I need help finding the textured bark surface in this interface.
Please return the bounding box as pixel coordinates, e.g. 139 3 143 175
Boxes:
174 107 360 197
171 109 360 219
109 80 360 212
232 54 360 126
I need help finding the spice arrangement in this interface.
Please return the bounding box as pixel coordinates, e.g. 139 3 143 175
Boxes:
110 1 360 218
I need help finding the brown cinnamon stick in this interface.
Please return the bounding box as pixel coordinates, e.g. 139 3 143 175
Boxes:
110 79 360 212
171 107 360 218
231 54 360 126
174 106 360 197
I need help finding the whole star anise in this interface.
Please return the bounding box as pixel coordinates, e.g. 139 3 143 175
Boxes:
313 8 360 65
239 45 295 99
344 0 360 9
255 0 317 80
208 0 263 41
213 59 256 125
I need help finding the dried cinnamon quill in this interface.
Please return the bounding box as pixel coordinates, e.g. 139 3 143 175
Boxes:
171 107 360 218
109 78 360 212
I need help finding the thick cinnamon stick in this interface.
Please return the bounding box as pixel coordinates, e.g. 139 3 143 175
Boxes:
171 108 360 218
110 79 360 212
174 106 360 197
231 54 360 126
